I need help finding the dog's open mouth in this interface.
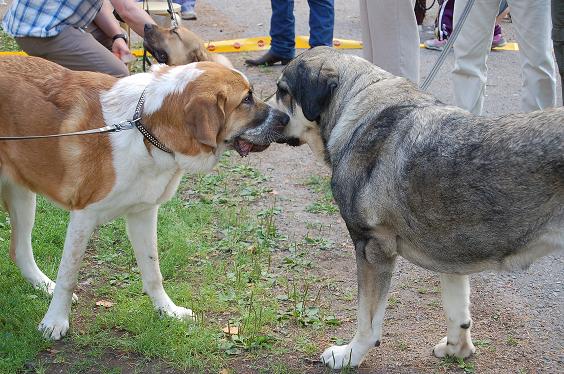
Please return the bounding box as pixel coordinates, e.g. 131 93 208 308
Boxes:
233 137 270 157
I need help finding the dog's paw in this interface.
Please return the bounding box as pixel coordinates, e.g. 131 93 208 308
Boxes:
38 316 69 340
320 344 361 369
433 336 476 358
160 305 195 321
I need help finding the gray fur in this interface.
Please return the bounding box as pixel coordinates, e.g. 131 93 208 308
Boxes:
278 47 563 274
273 47 563 367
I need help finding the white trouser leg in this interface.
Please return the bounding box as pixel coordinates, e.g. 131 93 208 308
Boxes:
126 206 193 320
433 273 476 358
1 181 55 293
507 0 557 111
360 0 420 84
39 211 96 340
452 0 499 114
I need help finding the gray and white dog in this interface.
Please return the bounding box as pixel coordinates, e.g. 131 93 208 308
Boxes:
243 47 564 369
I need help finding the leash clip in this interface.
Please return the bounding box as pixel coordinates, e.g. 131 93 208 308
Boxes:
114 119 139 132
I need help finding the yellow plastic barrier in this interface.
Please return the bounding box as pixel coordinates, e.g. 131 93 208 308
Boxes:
0 37 519 57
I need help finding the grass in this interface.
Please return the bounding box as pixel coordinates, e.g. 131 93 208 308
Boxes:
0 28 21 52
0 153 335 373
303 176 338 215
439 356 476 373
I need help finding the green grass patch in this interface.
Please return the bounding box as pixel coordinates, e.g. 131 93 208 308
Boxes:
0 27 21 52
303 176 338 215
1 153 332 372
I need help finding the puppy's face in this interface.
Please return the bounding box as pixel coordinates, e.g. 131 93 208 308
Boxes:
143 24 207 65
146 62 289 163
268 47 338 157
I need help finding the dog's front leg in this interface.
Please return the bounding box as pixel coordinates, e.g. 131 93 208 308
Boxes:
321 238 396 369
126 206 194 320
433 274 476 358
39 211 97 340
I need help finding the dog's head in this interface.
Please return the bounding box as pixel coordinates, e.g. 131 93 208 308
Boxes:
143 24 208 65
268 47 339 156
142 62 289 166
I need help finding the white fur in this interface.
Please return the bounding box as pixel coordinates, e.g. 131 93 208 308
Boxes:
36 64 220 339
433 274 475 358
268 97 326 160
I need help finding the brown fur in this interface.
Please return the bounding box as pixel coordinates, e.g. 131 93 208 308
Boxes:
143 24 233 67
0 56 117 210
145 62 259 155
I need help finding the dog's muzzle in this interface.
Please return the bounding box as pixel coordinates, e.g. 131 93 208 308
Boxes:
233 108 290 157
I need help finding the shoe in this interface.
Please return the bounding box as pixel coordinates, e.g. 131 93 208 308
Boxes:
245 51 292 66
181 10 197 20
424 38 447 51
491 34 507 49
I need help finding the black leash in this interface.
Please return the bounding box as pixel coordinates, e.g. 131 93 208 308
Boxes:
166 0 179 28
0 90 173 154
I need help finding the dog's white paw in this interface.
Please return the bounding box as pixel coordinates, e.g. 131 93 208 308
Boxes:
160 305 195 321
38 315 69 340
433 336 476 358
320 344 362 369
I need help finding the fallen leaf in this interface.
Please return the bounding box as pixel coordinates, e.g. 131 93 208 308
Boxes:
95 300 114 308
222 325 239 335
219 369 230 374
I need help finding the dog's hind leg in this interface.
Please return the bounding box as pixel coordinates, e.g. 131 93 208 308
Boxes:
1 180 56 294
126 206 194 320
321 238 396 369
433 274 476 358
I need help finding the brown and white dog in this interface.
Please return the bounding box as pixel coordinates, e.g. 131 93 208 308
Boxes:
0 56 288 340
143 23 233 68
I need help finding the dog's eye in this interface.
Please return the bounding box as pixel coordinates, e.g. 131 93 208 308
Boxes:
242 92 254 105
277 85 287 96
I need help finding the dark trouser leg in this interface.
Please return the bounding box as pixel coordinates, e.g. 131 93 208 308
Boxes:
307 0 334 47
270 0 296 59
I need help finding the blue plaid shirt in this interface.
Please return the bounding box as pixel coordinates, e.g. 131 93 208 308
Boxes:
2 0 103 38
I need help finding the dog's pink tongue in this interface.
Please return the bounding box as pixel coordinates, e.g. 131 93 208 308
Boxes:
236 138 253 157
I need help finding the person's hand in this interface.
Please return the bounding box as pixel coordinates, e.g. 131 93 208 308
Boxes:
112 38 134 62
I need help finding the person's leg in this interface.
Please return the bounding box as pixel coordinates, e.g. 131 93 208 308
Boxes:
441 0 454 39
176 0 197 19
508 0 556 111
451 0 499 114
307 0 334 47
553 0 564 104
362 0 419 83
16 26 129 77
270 0 296 59
358 0 373 62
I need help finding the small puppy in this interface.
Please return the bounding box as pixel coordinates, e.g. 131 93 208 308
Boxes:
143 23 233 68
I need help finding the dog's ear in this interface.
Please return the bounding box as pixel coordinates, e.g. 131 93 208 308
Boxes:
184 92 226 148
295 60 338 122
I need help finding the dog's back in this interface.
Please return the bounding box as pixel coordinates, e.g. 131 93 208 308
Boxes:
385 106 563 272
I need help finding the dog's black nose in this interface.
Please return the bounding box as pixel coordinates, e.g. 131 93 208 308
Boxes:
271 110 290 132
144 24 154 34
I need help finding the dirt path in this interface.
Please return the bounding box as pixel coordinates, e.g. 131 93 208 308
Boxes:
192 1 563 372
